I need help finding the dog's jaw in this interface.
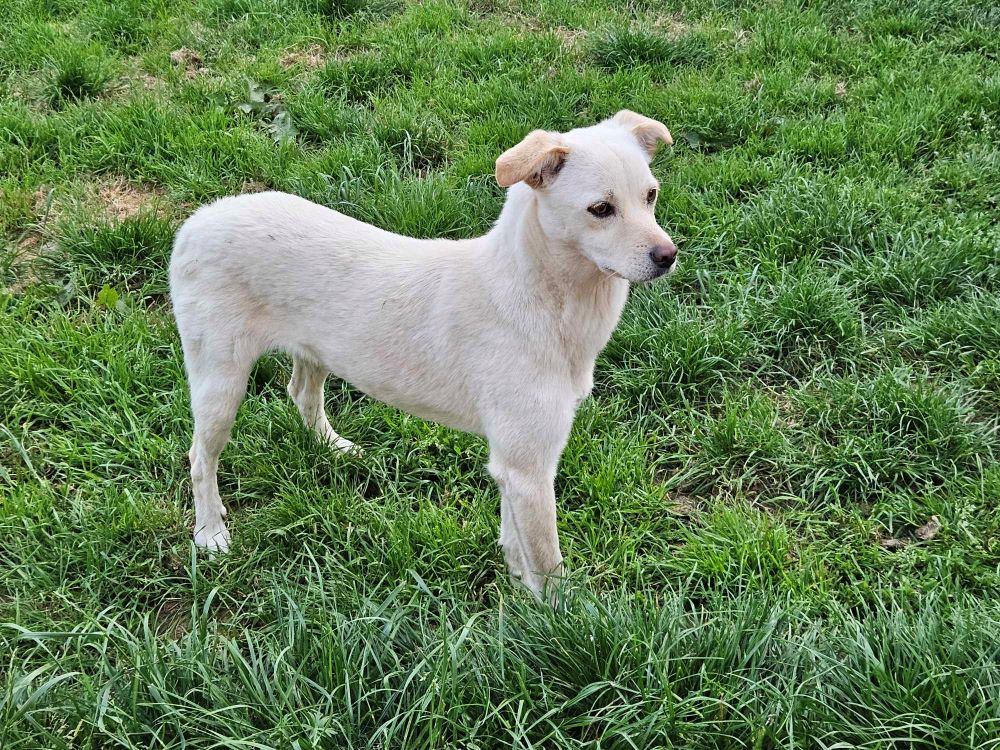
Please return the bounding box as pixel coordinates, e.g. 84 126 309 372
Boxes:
596 264 629 281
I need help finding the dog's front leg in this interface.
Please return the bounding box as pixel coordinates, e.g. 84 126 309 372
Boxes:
489 457 563 600
486 408 572 601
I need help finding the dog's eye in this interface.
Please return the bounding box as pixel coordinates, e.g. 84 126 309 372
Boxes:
587 201 615 218
646 188 658 205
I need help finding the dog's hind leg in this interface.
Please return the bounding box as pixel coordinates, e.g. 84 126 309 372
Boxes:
288 355 357 454
184 333 256 553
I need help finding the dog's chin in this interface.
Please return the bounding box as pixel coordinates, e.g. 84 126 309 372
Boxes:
603 265 675 284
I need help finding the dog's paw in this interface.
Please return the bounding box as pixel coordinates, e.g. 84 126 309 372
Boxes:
194 521 231 554
329 435 363 457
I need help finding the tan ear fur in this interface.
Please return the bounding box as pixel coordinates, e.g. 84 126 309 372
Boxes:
495 130 570 189
612 110 673 157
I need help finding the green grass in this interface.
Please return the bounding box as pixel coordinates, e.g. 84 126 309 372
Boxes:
2 0 1000 746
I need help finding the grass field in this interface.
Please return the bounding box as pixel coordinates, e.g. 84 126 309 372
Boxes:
2 0 1000 746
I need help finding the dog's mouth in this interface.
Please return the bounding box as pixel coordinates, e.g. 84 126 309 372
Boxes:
597 265 628 281
643 261 678 283
598 264 674 284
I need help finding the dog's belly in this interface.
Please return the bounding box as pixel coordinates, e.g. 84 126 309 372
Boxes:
373 386 483 435
282 279 489 436
345 376 484 436
313 347 484 436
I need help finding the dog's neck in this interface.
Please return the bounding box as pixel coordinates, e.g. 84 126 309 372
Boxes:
485 185 630 367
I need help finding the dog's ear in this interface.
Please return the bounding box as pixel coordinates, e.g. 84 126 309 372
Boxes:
495 130 570 189
612 110 673 160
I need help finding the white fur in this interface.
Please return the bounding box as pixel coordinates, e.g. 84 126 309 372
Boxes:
169 111 675 599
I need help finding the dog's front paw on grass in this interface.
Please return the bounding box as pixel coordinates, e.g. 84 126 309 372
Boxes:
327 434 364 457
194 521 231 554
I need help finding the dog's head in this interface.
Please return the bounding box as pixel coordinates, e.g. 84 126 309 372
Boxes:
496 110 676 283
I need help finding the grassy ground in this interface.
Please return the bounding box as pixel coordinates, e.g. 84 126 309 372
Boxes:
2 0 1000 746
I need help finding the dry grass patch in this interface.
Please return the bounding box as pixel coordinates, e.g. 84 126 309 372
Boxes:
651 14 691 38
90 177 167 221
279 44 327 70
170 47 209 79
240 180 272 193
551 25 587 51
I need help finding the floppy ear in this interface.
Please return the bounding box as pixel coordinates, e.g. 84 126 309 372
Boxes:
612 110 673 159
495 130 570 189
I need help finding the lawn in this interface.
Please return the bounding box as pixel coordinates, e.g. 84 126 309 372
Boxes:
2 0 1000 746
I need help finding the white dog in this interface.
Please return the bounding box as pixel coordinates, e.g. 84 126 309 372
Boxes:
169 110 676 599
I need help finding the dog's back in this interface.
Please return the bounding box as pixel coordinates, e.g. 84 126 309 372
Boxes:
169 191 489 432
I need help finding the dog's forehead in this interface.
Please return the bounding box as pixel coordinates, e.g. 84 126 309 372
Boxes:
560 123 652 189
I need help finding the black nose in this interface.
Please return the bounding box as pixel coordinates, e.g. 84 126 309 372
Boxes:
649 243 677 269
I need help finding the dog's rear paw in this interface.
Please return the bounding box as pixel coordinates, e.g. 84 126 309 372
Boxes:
194 521 230 554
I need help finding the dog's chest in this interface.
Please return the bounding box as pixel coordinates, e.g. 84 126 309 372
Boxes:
558 279 629 400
